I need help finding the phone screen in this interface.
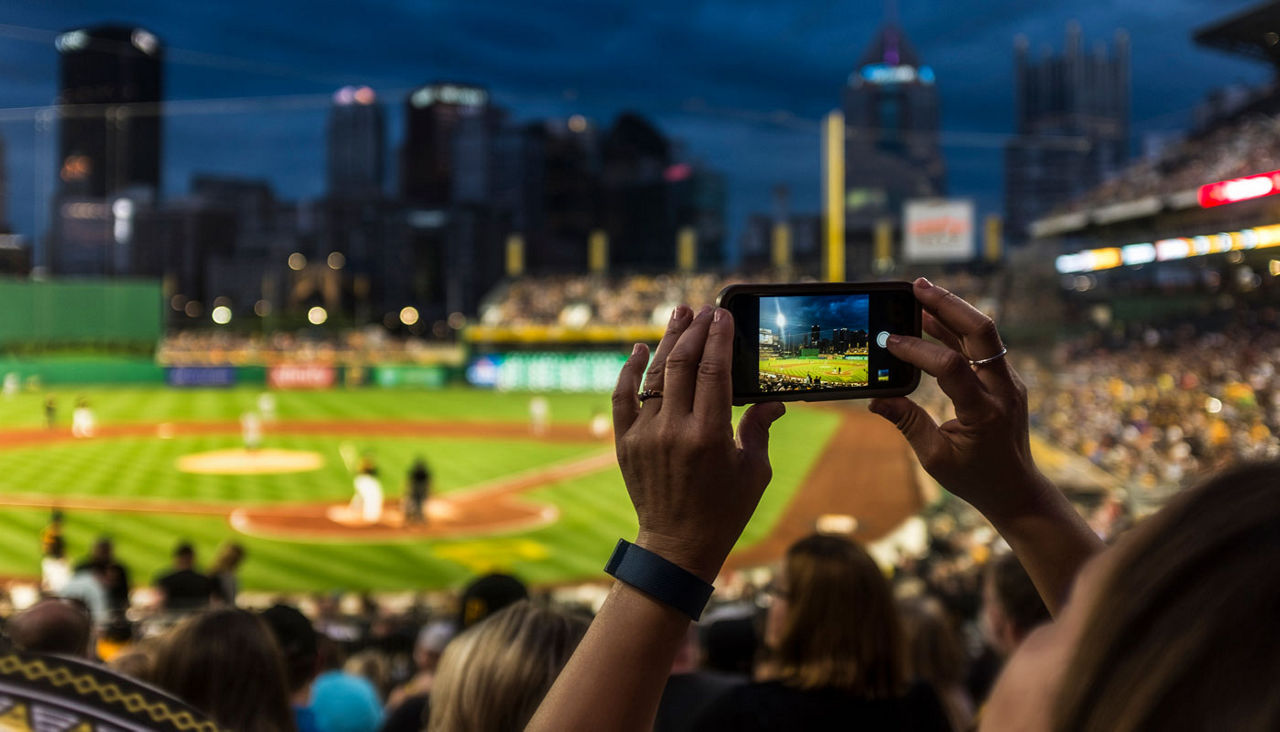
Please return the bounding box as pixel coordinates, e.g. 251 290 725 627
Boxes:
758 293 873 392
721 282 919 404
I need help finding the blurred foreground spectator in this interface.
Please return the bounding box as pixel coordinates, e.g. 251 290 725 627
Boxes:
427 600 587 732
154 542 214 612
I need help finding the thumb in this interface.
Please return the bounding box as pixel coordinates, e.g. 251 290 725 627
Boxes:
869 397 942 464
738 402 786 465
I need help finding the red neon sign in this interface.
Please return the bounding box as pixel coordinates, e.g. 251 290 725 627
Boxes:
1199 170 1280 208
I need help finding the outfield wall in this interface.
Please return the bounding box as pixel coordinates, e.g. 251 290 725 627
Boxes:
0 280 163 349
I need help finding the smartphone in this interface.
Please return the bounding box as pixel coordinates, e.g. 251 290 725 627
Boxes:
717 282 921 405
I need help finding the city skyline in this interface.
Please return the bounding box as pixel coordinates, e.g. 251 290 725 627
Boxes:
0 0 1270 258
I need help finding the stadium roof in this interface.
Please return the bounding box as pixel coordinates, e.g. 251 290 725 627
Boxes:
1194 1 1280 68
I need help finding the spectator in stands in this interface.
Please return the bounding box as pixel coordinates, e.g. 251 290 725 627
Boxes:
530 282 1280 730
982 552 1050 659
209 542 246 606
427 599 587 732
383 620 456 730
75 537 131 613
154 542 213 612
899 595 974 731
60 560 109 626
6 598 92 657
345 649 392 701
261 604 323 732
458 572 528 630
654 623 742 732
310 634 384 732
698 607 758 677
693 534 949 730
150 608 296 732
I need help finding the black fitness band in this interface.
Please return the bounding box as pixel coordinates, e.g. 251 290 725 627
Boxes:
604 539 714 620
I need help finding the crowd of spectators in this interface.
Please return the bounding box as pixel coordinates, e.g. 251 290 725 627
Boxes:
10 519 1054 732
1027 305 1280 506
1054 111 1280 215
157 329 463 367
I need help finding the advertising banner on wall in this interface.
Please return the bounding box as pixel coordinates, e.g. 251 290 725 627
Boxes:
166 366 237 388
373 365 448 389
465 352 629 392
267 364 336 390
903 198 975 263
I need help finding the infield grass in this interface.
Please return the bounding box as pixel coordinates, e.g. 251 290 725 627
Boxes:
760 356 869 386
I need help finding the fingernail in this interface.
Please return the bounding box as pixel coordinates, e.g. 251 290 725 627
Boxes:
916 277 933 289
713 308 724 323
698 305 712 317
631 343 643 357
670 307 678 322
887 334 904 346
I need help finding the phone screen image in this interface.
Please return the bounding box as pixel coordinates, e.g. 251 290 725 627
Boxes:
720 281 920 404
758 294 871 392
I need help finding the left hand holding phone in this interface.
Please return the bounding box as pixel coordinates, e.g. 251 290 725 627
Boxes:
612 305 786 582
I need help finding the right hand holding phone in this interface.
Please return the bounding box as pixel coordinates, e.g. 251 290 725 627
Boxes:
870 278 1054 521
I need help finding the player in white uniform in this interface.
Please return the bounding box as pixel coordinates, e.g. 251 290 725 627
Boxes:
257 392 277 421
71 398 96 438
2 373 18 400
241 412 263 451
529 396 550 436
349 460 384 524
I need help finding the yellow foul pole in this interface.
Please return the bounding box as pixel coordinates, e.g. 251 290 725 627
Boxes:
823 111 845 282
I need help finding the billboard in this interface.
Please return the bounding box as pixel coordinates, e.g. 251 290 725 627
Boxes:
167 367 236 388
373 365 448 389
466 352 629 392
903 199 975 263
268 365 336 390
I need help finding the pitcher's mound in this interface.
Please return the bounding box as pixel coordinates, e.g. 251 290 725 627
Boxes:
178 448 325 475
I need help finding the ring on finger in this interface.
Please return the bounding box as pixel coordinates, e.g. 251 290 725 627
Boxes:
968 347 1008 367
638 389 664 403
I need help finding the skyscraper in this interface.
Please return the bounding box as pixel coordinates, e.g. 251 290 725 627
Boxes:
1004 24 1130 242
841 22 944 226
327 86 385 198
54 26 163 199
600 112 673 270
399 83 494 207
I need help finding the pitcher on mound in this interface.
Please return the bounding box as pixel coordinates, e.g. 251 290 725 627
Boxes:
349 457 384 524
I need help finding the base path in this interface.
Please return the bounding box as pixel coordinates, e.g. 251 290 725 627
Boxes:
726 405 923 570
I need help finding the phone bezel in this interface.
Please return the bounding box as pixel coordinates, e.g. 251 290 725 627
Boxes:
716 281 922 405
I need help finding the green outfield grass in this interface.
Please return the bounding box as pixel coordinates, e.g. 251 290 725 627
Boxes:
0 387 841 592
760 356 869 386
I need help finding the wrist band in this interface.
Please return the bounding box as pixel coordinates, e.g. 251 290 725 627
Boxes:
604 539 715 620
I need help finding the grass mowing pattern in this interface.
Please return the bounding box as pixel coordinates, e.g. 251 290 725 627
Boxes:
0 388 841 591
760 357 869 387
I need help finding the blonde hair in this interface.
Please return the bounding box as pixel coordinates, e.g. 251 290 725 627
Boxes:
427 600 587 732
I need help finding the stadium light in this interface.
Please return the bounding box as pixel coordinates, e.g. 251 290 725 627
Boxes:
399 306 419 326
254 300 271 317
211 306 232 325
327 252 346 270
307 306 328 325
1199 170 1280 208
288 252 307 271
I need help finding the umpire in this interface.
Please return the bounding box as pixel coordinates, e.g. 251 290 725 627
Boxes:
404 457 431 525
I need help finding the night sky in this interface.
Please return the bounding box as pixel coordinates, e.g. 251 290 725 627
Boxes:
763 293 869 341
0 0 1271 261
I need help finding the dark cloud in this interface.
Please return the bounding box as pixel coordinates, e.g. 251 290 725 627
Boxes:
0 0 1270 260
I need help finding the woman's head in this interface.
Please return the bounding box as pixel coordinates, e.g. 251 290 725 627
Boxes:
427 599 588 732
151 608 295 732
984 460 1280 731
210 542 245 573
765 533 903 696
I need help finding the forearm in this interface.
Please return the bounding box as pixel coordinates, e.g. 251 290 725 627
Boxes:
528 582 688 731
983 473 1103 615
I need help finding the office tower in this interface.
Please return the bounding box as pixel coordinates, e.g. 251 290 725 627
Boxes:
399 83 494 206
841 22 944 226
600 112 673 270
55 25 163 199
1004 24 1130 242
327 86 385 198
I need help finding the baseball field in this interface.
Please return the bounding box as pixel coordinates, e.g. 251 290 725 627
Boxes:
759 356 869 387
0 387 871 593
